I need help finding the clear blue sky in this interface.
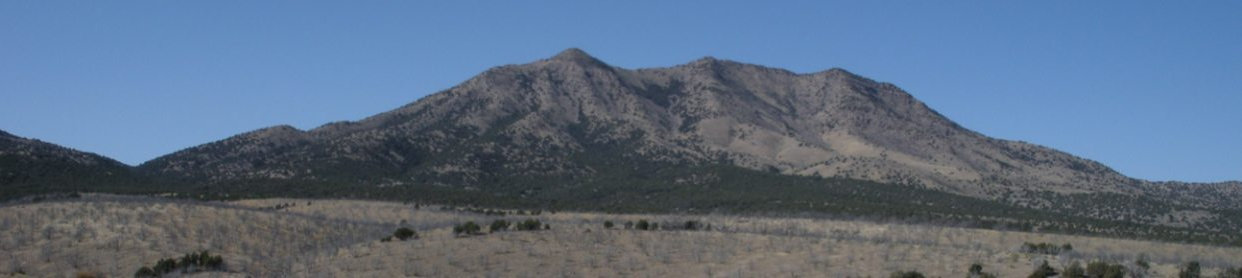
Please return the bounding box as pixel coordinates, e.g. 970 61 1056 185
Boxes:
2 1 1239 182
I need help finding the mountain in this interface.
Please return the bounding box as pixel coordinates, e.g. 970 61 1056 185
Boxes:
142 48 1134 193
0 129 148 199
132 49 1242 242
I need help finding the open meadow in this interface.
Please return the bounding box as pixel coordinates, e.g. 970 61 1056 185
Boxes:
2 194 1240 277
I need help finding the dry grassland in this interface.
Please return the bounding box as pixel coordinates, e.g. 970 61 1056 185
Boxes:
1 195 1239 277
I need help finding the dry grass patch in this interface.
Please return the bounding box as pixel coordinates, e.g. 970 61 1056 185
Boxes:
2 195 1240 277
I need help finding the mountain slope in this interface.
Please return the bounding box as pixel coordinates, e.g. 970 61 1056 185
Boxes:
0 130 147 199
141 49 1139 196
135 49 1242 241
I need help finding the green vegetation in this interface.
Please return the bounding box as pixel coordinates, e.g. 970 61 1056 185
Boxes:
515 219 544 231
393 227 418 241
1180 261 1201 278
489 219 511 233
968 263 997 278
683 220 703 230
1220 267 1242 278
889 270 926 278
1020 242 1073 255
1028 261 1057 278
1085 261 1126 278
453 221 482 236
603 220 614 229
6 119 1241 248
112 161 1242 248
1062 262 1085 278
133 251 224 278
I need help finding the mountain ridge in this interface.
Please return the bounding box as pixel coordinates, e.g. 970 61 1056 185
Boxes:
136 49 1234 198
1 129 149 199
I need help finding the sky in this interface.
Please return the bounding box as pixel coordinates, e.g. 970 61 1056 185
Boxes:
1 1 1239 182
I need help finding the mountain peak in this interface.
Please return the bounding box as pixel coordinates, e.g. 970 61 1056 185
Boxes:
548 48 607 66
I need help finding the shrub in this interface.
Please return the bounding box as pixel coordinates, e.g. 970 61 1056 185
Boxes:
890 270 925 278
1086 261 1126 278
489 220 510 233
1028 261 1057 278
684 220 702 230
1179 261 1201 278
969 263 998 278
394 227 418 241
624 221 634 229
1062 261 1085 278
133 267 157 278
454 221 482 236
1220 267 1242 278
604 221 614 229
152 258 176 274
137 251 225 277
514 219 543 231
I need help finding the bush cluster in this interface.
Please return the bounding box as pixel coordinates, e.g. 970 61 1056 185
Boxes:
1025 259 1240 278
490 219 511 233
1020 242 1073 255
133 251 224 278
889 270 925 278
453 221 483 236
1028 261 1057 278
1220 267 1242 278
968 263 997 278
631 220 658 230
514 219 545 231
394 227 418 241
454 219 546 236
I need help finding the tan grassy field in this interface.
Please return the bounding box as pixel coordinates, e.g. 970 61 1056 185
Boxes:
2 194 1240 277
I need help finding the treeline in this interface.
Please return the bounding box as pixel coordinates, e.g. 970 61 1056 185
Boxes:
601 219 710 231
893 261 1242 278
11 152 1240 248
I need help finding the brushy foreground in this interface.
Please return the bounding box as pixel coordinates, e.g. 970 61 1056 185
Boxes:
1 194 1240 277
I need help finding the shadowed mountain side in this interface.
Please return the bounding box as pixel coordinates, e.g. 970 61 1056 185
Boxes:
0 130 149 199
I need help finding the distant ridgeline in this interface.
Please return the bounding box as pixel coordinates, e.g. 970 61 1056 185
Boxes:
2 49 1240 247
